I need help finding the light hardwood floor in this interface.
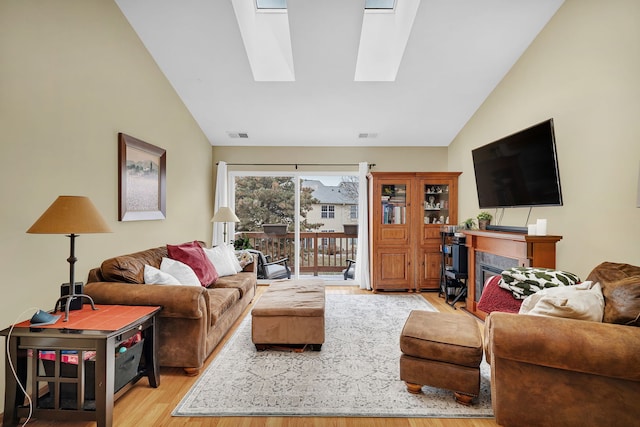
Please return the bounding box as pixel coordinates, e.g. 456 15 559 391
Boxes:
12 285 498 427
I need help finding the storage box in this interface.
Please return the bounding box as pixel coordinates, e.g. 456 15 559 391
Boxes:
114 339 145 392
41 339 144 404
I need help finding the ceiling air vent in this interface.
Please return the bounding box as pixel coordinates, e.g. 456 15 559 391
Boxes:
358 133 378 139
227 132 249 138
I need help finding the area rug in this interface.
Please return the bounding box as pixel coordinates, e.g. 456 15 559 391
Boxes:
173 294 493 418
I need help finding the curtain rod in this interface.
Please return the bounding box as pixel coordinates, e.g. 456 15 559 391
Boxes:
217 162 375 169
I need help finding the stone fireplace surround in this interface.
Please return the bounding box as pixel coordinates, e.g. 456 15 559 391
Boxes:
474 252 518 302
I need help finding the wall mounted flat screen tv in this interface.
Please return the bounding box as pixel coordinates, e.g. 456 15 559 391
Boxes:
472 118 563 209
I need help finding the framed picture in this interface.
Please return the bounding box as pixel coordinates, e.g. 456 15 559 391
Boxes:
118 133 166 221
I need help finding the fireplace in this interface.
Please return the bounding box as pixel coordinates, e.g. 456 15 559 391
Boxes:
463 230 562 319
474 252 518 303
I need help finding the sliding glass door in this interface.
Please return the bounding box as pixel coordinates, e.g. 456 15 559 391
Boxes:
230 172 358 280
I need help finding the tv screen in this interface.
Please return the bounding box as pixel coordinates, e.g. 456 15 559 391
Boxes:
472 119 563 209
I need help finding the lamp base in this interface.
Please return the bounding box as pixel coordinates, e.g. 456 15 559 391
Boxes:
54 282 98 322
60 282 84 311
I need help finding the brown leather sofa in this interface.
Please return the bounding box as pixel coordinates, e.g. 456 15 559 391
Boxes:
484 262 640 427
84 244 256 375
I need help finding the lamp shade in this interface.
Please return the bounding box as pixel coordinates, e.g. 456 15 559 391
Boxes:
27 196 112 234
211 207 240 223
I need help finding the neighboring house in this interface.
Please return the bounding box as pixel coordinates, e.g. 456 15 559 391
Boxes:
302 180 358 233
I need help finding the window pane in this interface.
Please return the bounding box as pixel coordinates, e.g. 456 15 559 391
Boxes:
365 0 395 10
256 0 287 9
350 205 358 219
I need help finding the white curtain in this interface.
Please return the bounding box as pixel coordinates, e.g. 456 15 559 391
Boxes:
212 161 228 246
355 162 371 290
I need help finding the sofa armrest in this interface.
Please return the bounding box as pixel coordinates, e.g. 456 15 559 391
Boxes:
486 312 640 381
84 281 206 319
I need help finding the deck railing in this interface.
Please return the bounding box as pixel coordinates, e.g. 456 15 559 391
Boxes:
234 231 358 276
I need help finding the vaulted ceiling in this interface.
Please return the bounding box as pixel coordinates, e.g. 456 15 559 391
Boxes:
115 0 564 147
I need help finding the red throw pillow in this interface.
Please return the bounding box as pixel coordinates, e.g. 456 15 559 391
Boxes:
167 241 218 286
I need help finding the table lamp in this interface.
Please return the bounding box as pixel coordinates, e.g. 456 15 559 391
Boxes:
27 196 112 321
211 207 239 244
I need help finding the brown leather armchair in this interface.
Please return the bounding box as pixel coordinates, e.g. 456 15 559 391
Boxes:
484 262 640 427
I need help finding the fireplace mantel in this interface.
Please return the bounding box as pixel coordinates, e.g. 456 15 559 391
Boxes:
463 230 562 319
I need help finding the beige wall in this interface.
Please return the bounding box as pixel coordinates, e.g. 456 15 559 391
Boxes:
212 145 449 178
448 0 640 277
0 0 213 408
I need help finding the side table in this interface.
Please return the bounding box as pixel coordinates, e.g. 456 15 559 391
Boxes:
1 304 161 427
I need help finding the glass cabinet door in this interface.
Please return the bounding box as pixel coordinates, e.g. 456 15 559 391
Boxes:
380 183 407 225
422 183 451 225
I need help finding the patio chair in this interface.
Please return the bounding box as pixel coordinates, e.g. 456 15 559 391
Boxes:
342 259 356 280
247 249 291 280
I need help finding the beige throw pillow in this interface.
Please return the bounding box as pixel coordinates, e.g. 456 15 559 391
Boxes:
519 281 604 322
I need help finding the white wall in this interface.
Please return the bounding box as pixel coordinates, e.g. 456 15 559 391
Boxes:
448 0 640 277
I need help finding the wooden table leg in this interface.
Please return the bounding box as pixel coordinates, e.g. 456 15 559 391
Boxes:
144 315 160 388
95 338 116 427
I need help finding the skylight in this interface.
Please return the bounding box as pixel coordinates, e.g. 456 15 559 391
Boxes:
365 0 396 10
233 0 295 81
355 0 420 81
256 0 287 10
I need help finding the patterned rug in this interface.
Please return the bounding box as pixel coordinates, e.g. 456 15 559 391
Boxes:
173 293 493 418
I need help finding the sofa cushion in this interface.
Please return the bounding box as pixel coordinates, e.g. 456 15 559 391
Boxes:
499 267 581 299
600 276 640 326
227 245 244 273
203 246 237 277
100 246 167 283
207 287 240 325
144 265 180 285
159 257 201 286
586 262 640 285
101 255 146 284
519 281 604 322
167 241 218 287
214 272 255 299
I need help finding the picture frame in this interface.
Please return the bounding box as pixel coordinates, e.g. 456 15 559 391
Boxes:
118 133 166 221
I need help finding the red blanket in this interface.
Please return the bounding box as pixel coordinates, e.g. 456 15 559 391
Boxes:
477 275 522 314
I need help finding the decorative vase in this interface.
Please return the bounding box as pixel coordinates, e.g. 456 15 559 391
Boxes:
478 219 490 230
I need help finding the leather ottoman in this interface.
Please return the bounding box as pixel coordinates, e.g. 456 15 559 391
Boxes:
399 310 483 405
251 280 325 351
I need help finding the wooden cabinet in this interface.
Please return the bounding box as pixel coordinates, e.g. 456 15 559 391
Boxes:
369 172 461 291
370 174 413 290
416 173 461 290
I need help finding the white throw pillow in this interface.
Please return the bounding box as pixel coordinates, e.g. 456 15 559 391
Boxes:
144 265 180 285
203 246 237 277
519 281 604 322
223 244 243 273
159 257 201 286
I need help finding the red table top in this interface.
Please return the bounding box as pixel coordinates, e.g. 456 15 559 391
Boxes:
16 305 160 331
